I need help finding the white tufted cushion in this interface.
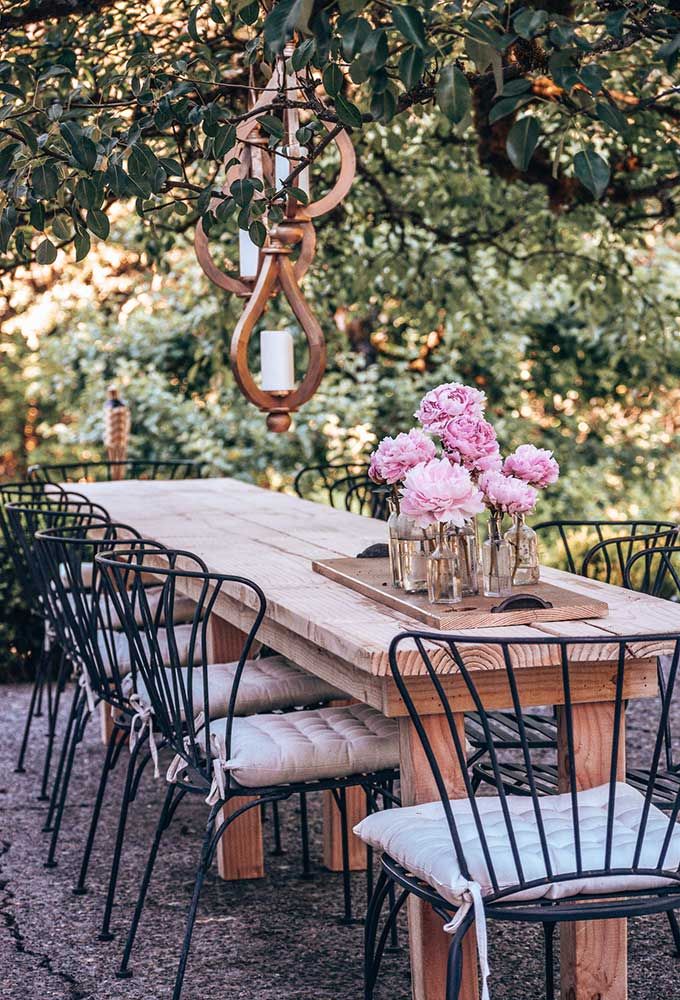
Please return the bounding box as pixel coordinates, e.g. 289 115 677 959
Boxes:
97 623 200 677
60 560 94 589
355 782 680 907
125 655 343 719
207 702 399 787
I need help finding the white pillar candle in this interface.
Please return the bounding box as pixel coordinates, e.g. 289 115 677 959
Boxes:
239 227 259 279
260 329 295 392
275 145 310 196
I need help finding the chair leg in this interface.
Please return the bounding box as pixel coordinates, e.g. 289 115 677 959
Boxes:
270 800 284 855
364 870 391 1000
38 649 68 801
73 724 125 895
43 679 80 831
44 695 89 868
543 922 556 1000
338 787 354 925
446 927 467 1000
299 792 312 878
666 909 680 956
15 647 47 773
116 783 183 978
98 732 150 942
171 806 220 1000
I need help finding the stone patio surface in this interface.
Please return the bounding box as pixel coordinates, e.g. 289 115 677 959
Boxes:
1 683 679 1000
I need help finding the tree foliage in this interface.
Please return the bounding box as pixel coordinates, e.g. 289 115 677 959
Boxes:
0 0 679 271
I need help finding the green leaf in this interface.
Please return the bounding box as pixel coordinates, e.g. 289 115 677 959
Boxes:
248 220 266 247
258 114 284 140
595 101 627 134
322 63 344 97
340 16 370 60
466 22 515 51
74 177 98 209
30 202 45 231
502 78 532 97
512 8 548 40
86 208 110 239
0 143 19 179
370 88 397 123
214 124 236 159
74 229 91 261
230 178 255 206
436 65 470 124
656 33 680 71
604 10 627 38
574 146 610 199
16 121 37 153
52 215 72 241
361 28 388 70
188 4 202 42
31 163 59 198
392 6 427 49
238 0 259 23
334 94 363 128
488 93 533 124
506 115 540 171
36 238 57 265
290 37 316 68
399 46 424 90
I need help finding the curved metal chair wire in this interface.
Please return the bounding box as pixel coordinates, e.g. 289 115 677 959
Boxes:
293 461 370 506
361 631 680 1000
337 475 389 520
625 543 680 602
532 518 678 579
28 459 208 483
95 543 399 999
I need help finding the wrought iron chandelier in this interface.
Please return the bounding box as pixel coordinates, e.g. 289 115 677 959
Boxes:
194 47 356 432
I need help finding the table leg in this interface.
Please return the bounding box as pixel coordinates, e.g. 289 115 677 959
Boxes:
399 715 479 1000
557 701 627 1000
208 614 265 882
100 700 115 745
323 698 366 872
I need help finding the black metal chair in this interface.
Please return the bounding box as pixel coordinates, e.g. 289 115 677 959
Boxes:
95 543 399 999
5 497 113 858
28 459 208 482
360 631 680 1000
294 461 369 504
465 523 680 775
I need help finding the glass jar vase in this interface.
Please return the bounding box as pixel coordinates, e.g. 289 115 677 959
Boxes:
504 514 540 586
482 513 512 598
387 498 404 589
395 518 436 593
427 526 462 605
448 518 480 597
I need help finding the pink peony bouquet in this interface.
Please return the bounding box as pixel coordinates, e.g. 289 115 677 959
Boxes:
479 471 538 516
503 444 559 489
415 382 486 434
368 428 436 486
400 458 485 529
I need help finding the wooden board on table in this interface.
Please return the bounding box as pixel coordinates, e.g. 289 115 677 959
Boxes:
312 557 608 629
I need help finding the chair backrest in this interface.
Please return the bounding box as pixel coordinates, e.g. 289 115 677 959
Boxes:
389 630 680 904
336 474 389 521
625 545 680 603
28 459 207 483
581 525 679 587
35 517 147 707
95 544 266 790
2 489 105 607
293 462 370 507
533 519 678 579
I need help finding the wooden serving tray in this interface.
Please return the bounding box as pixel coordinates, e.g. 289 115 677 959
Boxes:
312 557 608 629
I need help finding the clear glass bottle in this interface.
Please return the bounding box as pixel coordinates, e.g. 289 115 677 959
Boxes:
427 525 462 605
387 497 403 589
482 513 513 597
396 518 436 593
504 514 540 586
448 518 480 596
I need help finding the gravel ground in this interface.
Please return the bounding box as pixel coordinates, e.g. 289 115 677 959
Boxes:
1 683 680 1000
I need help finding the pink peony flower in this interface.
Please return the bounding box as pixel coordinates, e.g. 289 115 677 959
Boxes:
479 471 538 516
503 444 560 489
415 382 486 434
400 458 485 528
440 416 502 476
368 429 436 485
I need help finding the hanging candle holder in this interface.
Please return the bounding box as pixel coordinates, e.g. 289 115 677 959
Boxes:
194 47 356 432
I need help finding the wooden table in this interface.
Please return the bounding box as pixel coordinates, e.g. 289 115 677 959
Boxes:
76 477 680 1000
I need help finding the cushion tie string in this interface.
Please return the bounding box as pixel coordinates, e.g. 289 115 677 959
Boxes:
128 694 159 779
77 667 97 714
443 880 490 1000
205 734 234 806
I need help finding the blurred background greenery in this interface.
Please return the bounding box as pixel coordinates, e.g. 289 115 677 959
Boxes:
2 115 679 677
